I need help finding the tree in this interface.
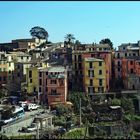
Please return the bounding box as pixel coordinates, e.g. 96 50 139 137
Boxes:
68 92 90 114
1 106 15 120
121 97 134 114
30 26 49 40
64 34 75 45
75 40 81 46
99 38 113 50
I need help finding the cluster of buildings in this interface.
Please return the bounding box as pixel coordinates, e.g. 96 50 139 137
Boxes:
1 38 140 107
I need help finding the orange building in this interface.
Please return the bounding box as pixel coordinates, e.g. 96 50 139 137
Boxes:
122 56 140 90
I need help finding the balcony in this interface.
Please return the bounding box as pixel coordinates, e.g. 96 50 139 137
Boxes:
48 74 65 79
48 93 63 96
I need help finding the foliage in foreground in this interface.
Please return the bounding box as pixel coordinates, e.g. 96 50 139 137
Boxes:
9 134 35 139
61 128 85 139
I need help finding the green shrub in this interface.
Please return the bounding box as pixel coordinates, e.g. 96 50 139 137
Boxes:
111 98 121 106
10 134 35 139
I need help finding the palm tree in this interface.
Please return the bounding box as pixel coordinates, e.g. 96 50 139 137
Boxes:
65 34 75 45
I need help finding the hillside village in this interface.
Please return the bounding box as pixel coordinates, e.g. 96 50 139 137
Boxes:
0 26 140 139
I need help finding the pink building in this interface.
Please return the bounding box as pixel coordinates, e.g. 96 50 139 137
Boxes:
38 66 68 107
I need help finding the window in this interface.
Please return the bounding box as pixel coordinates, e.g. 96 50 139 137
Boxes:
0 68 1 72
75 71 78 75
46 79 47 85
74 55 76 61
59 79 64 86
99 62 102 66
9 63 11 67
88 87 90 93
17 65 20 69
34 87 36 92
99 70 102 75
88 70 94 77
39 87 41 92
39 72 42 77
75 63 77 69
39 79 42 85
29 71 32 78
89 62 93 68
0 77 1 81
21 56 23 60
9 70 11 74
78 63 82 69
27 56 29 59
46 72 48 75
125 53 127 57
3 76 6 81
46 87 48 92
118 68 120 72
51 89 57 95
117 53 120 58
98 87 104 92
130 61 133 65
118 61 120 66
130 69 134 74
30 79 32 83
90 79 93 86
17 73 20 77
139 62 140 65
88 87 94 93
99 48 102 51
99 79 102 86
51 80 57 84
78 55 82 61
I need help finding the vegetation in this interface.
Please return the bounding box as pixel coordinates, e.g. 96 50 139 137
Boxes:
68 91 90 114
30 26 49 40
9 134 35 139
64 34 75 45
75 40 81 46
111 98 121 106
1 106 15 120
61 128 85 139
121 97 134 114
0 134 35 139
99 38 113 50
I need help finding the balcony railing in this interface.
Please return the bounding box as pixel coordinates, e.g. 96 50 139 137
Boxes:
48 93 63 96
48 74 65 79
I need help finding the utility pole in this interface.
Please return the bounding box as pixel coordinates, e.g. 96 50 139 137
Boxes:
80 98 81 127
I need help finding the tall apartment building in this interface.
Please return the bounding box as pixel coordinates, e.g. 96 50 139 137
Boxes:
114 41 140 80
83 57 106 99
38 66 67 106
122 56 140 90
72 47 112 92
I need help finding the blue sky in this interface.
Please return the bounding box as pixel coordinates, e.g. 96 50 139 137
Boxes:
0 1 140 47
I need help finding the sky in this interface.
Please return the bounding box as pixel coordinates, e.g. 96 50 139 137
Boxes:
0 1 140 48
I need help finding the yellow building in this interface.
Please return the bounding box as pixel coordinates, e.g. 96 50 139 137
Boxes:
26 66 39 94
26 60 48 95
83 57 106 97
